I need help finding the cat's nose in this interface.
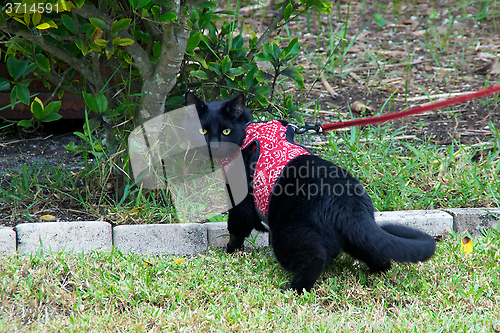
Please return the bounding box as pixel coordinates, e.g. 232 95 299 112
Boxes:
209 141 219 149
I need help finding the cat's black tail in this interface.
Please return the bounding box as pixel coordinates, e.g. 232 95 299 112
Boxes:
377 224 436 263
342 215 436 268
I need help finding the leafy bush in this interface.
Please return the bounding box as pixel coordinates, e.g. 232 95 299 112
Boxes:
0 0 331 207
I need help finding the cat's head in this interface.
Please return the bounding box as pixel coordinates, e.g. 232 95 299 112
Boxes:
185 92 251 158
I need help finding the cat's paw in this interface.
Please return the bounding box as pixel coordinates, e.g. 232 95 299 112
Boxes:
226 235 245 254
369 261 392 274
226 243 242 254
280 285 306 295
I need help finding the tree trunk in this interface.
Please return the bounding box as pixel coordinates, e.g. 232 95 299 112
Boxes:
136 17 189 125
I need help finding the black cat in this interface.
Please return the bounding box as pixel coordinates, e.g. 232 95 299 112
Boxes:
185 92 436 294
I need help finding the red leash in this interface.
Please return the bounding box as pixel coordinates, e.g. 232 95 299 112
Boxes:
295 85 500 134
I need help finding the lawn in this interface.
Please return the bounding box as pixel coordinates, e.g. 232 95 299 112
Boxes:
1 0 500 330
1 230 499 332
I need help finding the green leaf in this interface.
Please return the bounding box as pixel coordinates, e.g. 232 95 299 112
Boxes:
37 20 58 30
253 85 271 96
281 66 305 89
283 2 293 21
24 63 37 77
41 113 63 122
111 18 131 34
96 93 108 113
31 97 45 120
79 23 96 41
87 118 101 134
151 5 160 20
226 67 244 80
255 70 273 82
7 56 27 81
83 92 99 113
16 83 30 105
221 55 232 74
159 12 177 22
245 65 258 88
89 18 107 30
10 86 17 107
186 31 201 56
17 119 34 128
373 13 388 27
208 63 222 76
135 0 151 9
113 37 135 47
45 101 61 114
61 14 76 33
64 142 83 156
190 70 209 80
36 23 52 30
311 0 332 14
152 41 162 59
0 78 10 91
198 10 213 29
35 54 50 72
254 52 273 63
75 37 87 55
89 42 102 52
73 131 87 140
93 39 108 47
282 38 300 61
198 1 217 8
32 12 41 26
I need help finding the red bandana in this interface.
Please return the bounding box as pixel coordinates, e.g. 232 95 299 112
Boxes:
241 120 311 216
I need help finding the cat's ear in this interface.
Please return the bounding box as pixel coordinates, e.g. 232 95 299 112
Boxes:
185 91 203 107
228 94 245 118
185 91 203 117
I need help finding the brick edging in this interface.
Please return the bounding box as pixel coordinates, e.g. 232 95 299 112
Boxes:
0 208 498 256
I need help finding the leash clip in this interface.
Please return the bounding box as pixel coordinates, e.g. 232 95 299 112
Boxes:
294 123 323 134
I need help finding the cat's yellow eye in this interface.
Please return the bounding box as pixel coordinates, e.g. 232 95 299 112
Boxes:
222 128 231 135
199 128 208 135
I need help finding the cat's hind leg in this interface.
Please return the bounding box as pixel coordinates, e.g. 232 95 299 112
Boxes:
343 239 392 273
271 226 337 294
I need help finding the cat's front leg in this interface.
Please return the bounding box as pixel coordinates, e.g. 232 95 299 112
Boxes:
227 234 246 253
226 195 260 253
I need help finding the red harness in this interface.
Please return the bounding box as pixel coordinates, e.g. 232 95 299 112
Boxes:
241 120 311 217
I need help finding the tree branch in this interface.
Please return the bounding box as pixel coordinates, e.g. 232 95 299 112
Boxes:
136 15 189 124
246 0 288 61
43 72 83 98
0 22 98 86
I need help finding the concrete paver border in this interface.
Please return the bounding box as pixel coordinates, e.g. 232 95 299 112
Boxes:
1 208 498 256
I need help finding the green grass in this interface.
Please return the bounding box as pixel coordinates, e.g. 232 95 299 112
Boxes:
1 230 500 331
2 120 499 223
2 0 500 222
2 118 499 222
320 122 500 211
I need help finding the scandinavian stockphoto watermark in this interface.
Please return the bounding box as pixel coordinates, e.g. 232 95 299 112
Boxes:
128 106 366 222
128 105 248 223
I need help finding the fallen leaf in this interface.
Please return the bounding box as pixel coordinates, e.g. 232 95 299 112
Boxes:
401 18 419 31
321 77 338 98
460 237 473 254
475 58 500 75
40 214 56 221
350 101 373 114
143 260 154 266
173 258 185 265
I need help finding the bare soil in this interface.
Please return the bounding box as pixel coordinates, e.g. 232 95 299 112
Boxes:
1 0 500 225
